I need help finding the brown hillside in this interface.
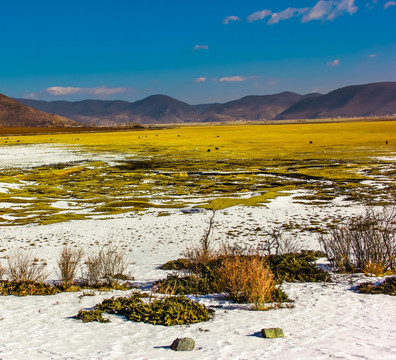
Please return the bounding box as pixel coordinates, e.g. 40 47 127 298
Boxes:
0 94 76 127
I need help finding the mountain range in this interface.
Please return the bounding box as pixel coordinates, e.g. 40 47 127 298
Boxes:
0 82 395 127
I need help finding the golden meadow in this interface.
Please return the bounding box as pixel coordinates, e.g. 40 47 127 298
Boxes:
0 121 395 227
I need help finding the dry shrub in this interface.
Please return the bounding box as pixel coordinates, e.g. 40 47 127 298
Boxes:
259 227 301 255
6 250 49 282
82 244 129 287
218 254 276 310
57 246 84 286
319 206 396 274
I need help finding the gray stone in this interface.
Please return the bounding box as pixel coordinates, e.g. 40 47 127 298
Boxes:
170 337 195 351
261 328 285 339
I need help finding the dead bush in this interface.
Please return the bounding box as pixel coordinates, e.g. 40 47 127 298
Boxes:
82 244 130 287
217 254 276 310
6 250 49 282
319 206 396 274
259 227 301 255
57 246 84 287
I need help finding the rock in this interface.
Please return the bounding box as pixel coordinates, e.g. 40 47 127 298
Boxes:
261 328 285 339
170 337 195 351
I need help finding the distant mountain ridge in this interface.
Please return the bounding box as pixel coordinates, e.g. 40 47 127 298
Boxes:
202 92 321 122
10 82 396 126
16 91 320 125
276 82 396 120
0 93 76 127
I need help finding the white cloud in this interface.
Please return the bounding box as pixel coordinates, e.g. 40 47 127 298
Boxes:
244 1 359 26
302 1 334 22
194 77 206 83
302 0 358 22
219 76 247 82
327 59 340 66
45 86 128 96
327 0 358 20
46 87 80 95
369 53 377 58
247 10 272 23
267 8 299 25
222 15 241 24
193 44 209 51
384 1 396 9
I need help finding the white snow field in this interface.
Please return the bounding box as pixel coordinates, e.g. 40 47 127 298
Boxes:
0 197 395 360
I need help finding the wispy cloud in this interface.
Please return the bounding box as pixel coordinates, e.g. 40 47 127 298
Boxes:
327 59 340 66
244 1 359 26
222 15 241 24
194 77 206 83
302 0 358 22
193 44 209 51
369 54 377 58
384 1 396 9
267 8 301 25
247 10 272 23
219 76 247 82
26 85 131 99
46 87 81 96
45 85 128 96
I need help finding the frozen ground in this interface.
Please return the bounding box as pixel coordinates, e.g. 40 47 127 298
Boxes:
0 197 395 360
0 144 395 359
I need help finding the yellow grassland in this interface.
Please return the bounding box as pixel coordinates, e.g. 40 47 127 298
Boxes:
2 121 395 160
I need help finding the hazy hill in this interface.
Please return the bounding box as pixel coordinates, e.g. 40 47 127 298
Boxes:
0 94 76 127
18 92 319 125
128 95 201 124
202 92 321 121
17 99 135 126
19 95 201 125
276 82 396 120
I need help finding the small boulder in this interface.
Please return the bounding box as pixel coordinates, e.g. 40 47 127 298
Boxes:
261 328 285 339
170 337 195 351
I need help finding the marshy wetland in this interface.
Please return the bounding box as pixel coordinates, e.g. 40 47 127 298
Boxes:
0 121 394 229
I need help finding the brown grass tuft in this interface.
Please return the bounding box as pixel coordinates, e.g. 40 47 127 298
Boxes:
57 246 84 287
217 254 276 310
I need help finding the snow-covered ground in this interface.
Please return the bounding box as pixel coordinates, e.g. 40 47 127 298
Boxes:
0 198 395 360
0 144 395 359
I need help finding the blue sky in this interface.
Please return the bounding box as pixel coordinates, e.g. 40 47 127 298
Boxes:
0 0 395 104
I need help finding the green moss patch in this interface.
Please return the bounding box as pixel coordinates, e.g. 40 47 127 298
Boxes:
356 276 396 295
0 280 61 296
76 293 214 326
266 250 330 283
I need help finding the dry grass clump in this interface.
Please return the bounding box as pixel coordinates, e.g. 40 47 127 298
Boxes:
157 242 295 308
82 244 130 287
0 245 133 295
57 246 84 287
6 250 49 282
217 254 276 310
319 206 396 275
